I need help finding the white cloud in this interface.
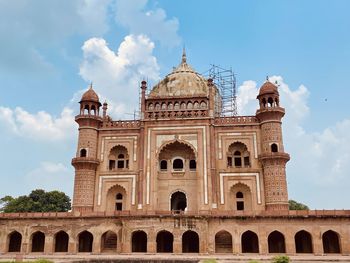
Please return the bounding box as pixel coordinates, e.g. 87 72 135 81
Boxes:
79 34 160 119
26 162 73 196
114 0 181 47
0 0 111 72
237 76 350 208
0 106 76 141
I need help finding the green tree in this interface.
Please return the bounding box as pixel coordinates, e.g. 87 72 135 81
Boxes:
0 189 71 213
289 199 309 210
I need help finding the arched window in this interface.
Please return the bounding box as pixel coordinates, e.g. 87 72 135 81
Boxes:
54 231 69 252
182 230 199 253
271 143 278 153
31 231 45 252
262 98 267 108
173 158 184 170
80 149 87 157
160 160 167 171
148 103 154 110
171 191 187 211
156 230 174 253
101 231 117 252
236 191 244 210
268 231 286 253
322 230 341 253
91 105 96 115
108 145 129 170
78 231 93 252
268 97 274 107
241 231 259 253
215 230 232 253
189 160 196 170
161 103 167 110
115 193 123 211
295 230 313 253
227 142 250 168
8 231 22 252
132 231 147 252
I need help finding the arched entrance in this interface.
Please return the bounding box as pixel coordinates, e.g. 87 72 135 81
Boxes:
101 231 117 252
156 230 173 253
31 231 45 252
78 231 93 252
182 230 199 253
295 230 313 253
268 231 286 253
132 231 147 252
322 230 341 253
54 231 69 252
170 191 187 211
215 230 232 253
241 230 259 253
8 231 22 252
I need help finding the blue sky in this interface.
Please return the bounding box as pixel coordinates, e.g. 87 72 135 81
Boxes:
0 0 349 209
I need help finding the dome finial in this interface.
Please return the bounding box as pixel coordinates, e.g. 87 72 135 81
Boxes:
89 81 93 89
182 46 187 64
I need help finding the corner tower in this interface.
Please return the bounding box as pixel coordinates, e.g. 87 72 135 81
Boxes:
256 80 290 211
71 85 102 212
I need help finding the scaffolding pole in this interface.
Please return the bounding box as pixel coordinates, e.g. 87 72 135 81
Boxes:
208 64 237 117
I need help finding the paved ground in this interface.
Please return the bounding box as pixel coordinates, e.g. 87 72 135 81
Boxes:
1 254 350 263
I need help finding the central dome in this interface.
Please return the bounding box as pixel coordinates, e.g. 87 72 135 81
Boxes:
149 50 209 98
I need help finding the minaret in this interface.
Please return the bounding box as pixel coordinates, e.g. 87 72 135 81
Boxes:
256 79 290 211
71 84 102 212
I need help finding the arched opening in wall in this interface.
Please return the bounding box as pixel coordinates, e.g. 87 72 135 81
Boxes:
241 231 259 253
80 148 87 157
106 185 127 212
54 231 69 252
173 158 184 170
160 160 167 170
268 97 274 107
101 231 117 252
8 231 22 252
227 142 250 168
322 230 341 253
295 230 313 253
108 145 129 170
91 105 96 115
83 104 89 115
132 231 147 252
215 230 232 253
268 231 286 253
171 191 187 211
31 231 45 252
275 98 279 106
156 230 173 253
271 143 278 153
262 98 267 108
158 141 196 174
189 160 196 170
78 231 93 252
230 183 252 211
182 230 199 253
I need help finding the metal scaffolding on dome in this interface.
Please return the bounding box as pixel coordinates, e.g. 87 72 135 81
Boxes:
208 64 237 117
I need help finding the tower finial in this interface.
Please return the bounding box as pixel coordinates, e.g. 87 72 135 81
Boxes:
182 46 187 64
266 76 269 81
89 82 93 89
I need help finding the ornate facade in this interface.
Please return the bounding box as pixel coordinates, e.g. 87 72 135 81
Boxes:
1 52 350 257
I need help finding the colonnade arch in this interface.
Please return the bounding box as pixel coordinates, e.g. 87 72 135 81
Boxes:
295 230 313 253
54 231 69 252
182 230 199 253
156 230 173 253
215 230 232 253
268 231 286 253
8 231 22 252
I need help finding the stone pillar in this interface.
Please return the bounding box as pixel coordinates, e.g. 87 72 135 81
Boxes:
68 240 76 254
45 235 54 254
148 241 156 254
285 231 295 255
92 234 101 254
313 231 323 255
0 232 6 253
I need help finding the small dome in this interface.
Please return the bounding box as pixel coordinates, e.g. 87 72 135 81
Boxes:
149 49 210 97
80 85 100 104
258 81 279 96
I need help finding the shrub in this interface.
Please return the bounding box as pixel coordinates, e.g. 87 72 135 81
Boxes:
272 255 290 263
